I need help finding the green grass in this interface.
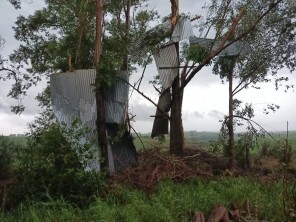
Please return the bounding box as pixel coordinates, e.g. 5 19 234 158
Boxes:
1 178 288 221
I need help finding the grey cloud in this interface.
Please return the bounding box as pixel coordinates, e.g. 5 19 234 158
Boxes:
183 110 204 121
208 110 224 120
130 100 155 122
192 111 204 118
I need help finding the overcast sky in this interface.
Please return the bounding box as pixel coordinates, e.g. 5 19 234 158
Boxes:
0 0 295 136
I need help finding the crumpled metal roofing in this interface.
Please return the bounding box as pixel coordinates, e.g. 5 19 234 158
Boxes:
104 72 129 123
190 36 251 56
50 69 97 134
151 89 170 138
172 18 194 42
153 42 179 90
151 18 194 138
50 69 99 170
50 69 136 172
129 17 194 63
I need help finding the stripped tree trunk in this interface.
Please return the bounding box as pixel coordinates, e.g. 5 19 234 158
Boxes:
226 60 235 169
95 0 109 169
169 0 185 155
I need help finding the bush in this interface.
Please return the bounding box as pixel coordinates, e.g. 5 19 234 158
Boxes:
8 122 105 208
0 136 17 180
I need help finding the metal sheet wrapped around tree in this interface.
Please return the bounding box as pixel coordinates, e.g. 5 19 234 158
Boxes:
190 36 251 56
171 18 194 42
50 69 137 172
103 72 129 123
50 69 99 170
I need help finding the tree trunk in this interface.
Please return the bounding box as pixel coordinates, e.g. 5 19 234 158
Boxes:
169 43 184 155
169 0 184 155
226 65 235 169
95 0 109 169
170 0 179 27
170 75 184 155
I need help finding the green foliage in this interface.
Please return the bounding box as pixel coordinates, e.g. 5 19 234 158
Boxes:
236 132 255 168
3 0 159 113
184 44 209 64
7 0 21 9
95 53 121 89
258 139 293 166
213 56 237 80
1 178 288 221
0 136 19 180
9 122 105 207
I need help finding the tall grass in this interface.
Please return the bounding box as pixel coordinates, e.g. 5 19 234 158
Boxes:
1 178 285 221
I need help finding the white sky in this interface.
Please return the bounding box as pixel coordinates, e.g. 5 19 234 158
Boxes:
0 0 295 136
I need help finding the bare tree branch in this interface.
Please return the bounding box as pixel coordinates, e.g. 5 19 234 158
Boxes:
233 115 276 140
120 78 171 120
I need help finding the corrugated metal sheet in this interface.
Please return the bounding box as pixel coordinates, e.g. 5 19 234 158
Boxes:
50 69 96 135
190 36 251 56
50 69 136 172
106 123 138 171
172 18 194 42
151 89 170 138
50 69 100 170
129 20 171 63
103 72 129 123
153 42 179 90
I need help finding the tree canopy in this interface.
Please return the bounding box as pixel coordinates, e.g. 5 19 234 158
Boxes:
2 0 158 113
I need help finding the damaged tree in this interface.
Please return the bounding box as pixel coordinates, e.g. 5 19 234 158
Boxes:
5 0 158 172
94 0 109 169
169 0 185 155
170 0 295 157
128 0 292 157
211 0 296 168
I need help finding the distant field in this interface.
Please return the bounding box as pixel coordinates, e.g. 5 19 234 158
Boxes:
132 131 220 150
4 134 27 146
133 131 296 151
3 131 296 152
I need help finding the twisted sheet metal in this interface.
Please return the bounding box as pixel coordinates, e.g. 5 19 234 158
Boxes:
190 36 251 56
50 69 99 170
153 42 179 90
50 69 137 172
50 69 97 135
51 69 129 126
151 89 170 138
103 72 129 123
172 18 194 42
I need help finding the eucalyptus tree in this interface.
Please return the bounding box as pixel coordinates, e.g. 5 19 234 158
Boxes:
5 0 158 169
166 0 295 157
208 0 296 168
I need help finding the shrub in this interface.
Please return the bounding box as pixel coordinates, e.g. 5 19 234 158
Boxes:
9 122 105 208
0 136 17 180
